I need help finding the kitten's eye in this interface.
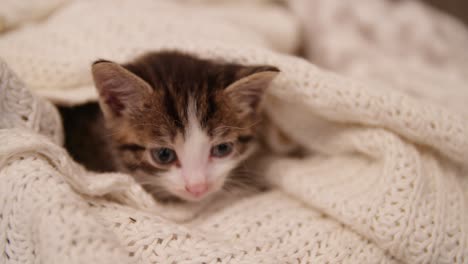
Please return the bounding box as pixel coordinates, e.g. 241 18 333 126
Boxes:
151 148 177 164
211 143 233 158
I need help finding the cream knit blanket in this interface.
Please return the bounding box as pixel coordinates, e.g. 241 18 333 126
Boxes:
0 0 467 263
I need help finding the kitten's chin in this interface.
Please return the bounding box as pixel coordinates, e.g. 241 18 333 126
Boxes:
168 192 207 203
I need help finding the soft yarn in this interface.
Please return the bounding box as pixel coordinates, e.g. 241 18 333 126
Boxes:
0 0 467 263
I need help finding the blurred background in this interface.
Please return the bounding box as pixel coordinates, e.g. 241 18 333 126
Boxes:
425 0 468 25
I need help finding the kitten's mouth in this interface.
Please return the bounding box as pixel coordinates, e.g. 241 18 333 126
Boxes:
171 182 221 202
175 190 212 202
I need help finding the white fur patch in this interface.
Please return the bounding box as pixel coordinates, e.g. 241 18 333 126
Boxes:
178 100 211 185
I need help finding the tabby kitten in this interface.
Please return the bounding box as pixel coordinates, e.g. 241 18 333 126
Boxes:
84 51 279 202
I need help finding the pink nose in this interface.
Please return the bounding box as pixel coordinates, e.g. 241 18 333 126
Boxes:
185 183 209 197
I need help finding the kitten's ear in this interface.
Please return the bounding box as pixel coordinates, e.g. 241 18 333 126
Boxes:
92 60 152 118
224 66 280 114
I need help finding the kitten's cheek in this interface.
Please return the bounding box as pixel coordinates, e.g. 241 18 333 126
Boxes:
161 169 186 190
211 177 227 192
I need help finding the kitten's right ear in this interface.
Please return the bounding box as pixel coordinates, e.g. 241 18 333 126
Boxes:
224 66 279 115
92 60 152 118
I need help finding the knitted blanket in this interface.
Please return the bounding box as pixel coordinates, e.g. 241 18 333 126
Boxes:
0 0 467 263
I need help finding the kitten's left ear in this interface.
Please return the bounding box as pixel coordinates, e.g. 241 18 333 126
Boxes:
224 66 280 114
92 60 153 118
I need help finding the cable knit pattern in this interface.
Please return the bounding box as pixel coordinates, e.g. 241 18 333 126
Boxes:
0 0 467 263
0 60 63 145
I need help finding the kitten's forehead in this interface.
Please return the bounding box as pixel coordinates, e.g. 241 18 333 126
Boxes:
119 51 270 144
141 93 240 145
138 89 240 144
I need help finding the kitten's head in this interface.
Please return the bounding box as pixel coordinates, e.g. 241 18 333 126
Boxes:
92 51 279 202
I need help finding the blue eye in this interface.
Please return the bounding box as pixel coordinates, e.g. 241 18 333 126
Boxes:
151 148 177 164
211 143 233 158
